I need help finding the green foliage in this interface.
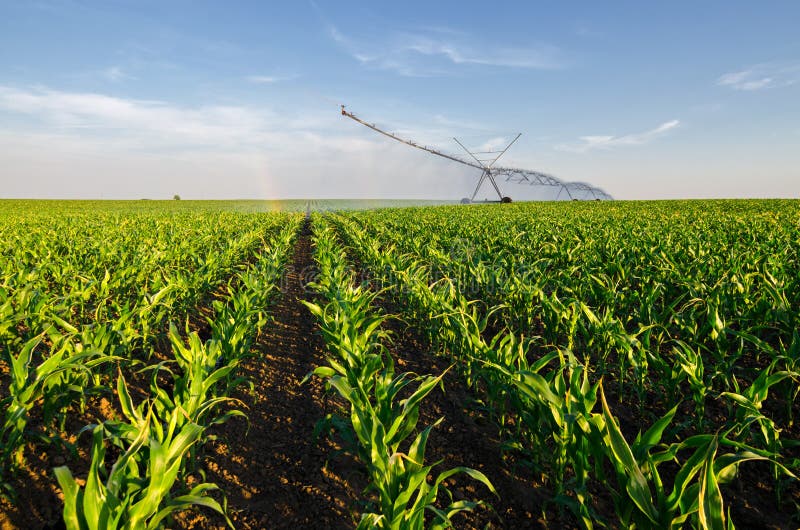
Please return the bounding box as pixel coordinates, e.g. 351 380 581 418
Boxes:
331 200 800 529
54 403 226 530
0 202 301 519
306 221 496 528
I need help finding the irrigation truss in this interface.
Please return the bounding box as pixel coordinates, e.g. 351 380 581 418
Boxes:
341 106 613 201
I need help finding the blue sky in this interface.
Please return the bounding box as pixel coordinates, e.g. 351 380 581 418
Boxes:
1 0 798 200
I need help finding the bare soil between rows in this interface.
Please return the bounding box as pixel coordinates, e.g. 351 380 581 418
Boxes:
174 219 360 529
377 307 561 529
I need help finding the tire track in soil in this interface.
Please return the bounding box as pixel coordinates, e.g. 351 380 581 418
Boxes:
178 220 359 530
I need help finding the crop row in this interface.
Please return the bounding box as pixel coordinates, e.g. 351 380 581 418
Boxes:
304 217 495 528
329 201 799 529
1 211 285 354
54 218 298 527
0 206 302 527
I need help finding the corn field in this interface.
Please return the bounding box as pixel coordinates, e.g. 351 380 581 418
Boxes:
0 199 798 529
0 201 301 528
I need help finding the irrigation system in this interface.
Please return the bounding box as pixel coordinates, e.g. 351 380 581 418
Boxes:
341 106 613 202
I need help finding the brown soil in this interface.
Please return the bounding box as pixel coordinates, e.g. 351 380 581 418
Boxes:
380 307 569 529
173 219 361 529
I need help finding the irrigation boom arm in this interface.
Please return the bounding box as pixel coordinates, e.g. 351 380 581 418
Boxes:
341 106 482 170
340 105 614 200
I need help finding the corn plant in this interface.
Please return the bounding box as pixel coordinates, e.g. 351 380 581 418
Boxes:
54 400 227 530
1 334 110 476
672 340 710 426
307 219 496 527
721 363 799 502
599 385 796 529
330 201 800 528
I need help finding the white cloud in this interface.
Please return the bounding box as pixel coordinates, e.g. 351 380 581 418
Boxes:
477 137 512 151
327 24 564 76
402 34 562 69
0 85 496 158
245 74 296 84
0 84 483 199
556 120 680 153
718 70 774 91
717 62 799 91
0 85 275 148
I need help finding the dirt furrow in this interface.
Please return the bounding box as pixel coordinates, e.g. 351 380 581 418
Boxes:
179 220 359 529
376 300 563 529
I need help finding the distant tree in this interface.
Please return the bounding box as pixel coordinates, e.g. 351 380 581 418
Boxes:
173 194 181 200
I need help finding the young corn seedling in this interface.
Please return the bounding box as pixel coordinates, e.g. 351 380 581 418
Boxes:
1 334 109 476
146 324 246 438
321 355 496 529
480 349 602 526
672 340 709 427
721 363 798 503
599 385 796 529
308 220 496 528
54 398 228 530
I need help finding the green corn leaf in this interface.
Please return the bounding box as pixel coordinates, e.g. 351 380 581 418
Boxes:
600 386 657 523
53 466 83 530
698 436 725 530
82 427 108 530
634 404 678 460
146 484 227 530
51 314 79 334
513 370 560 406
116 370 137 423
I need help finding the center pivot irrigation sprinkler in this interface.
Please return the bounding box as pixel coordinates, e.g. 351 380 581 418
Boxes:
340 106 613 202
452 134 520 203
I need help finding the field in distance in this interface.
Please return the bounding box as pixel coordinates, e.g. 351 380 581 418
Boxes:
0 198 458 215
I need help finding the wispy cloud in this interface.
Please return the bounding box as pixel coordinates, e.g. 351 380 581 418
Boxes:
476 137 512 152
245 74 296 84
402 33 562 69
717 62 799 91
0 84 388 158
102 66 136 82
718 70 775 91
0 85 475 199
556 120 680 153
0 85 274 149
326 24 565 76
